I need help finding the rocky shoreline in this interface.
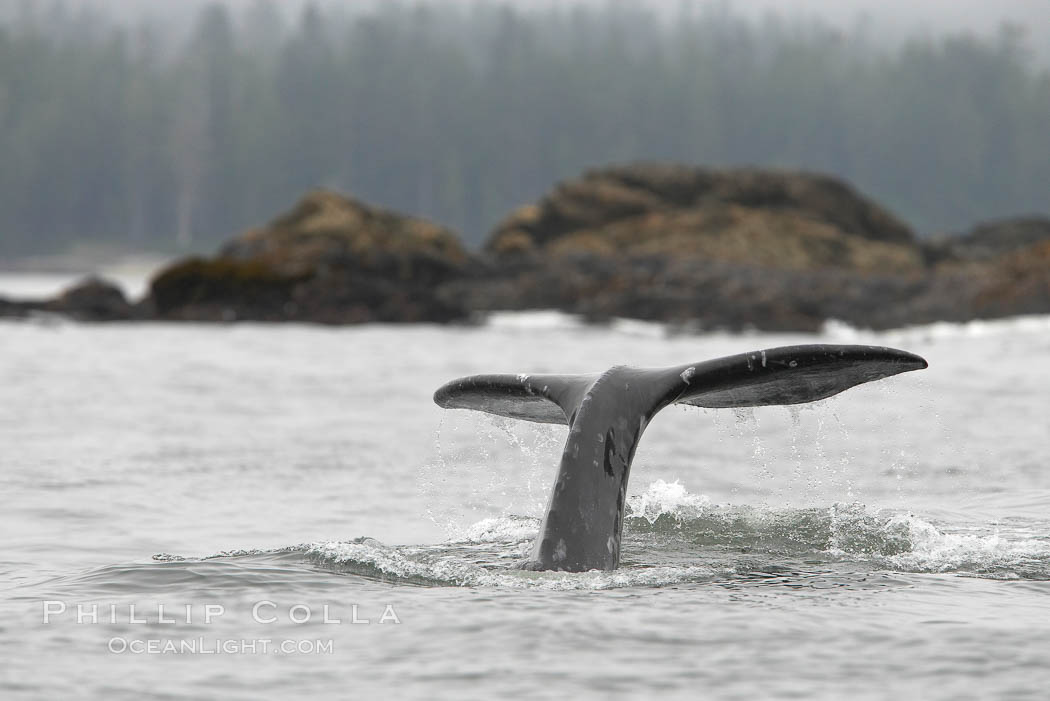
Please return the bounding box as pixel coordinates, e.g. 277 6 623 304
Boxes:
3 164 1048 331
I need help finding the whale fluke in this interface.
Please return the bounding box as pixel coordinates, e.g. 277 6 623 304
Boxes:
434 344 927 572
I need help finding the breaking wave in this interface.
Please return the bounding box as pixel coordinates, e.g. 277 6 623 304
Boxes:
624 480 1050 578
116 481 1050 592
295 481 1050 587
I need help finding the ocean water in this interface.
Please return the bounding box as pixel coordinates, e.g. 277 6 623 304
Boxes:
2 275 1049 699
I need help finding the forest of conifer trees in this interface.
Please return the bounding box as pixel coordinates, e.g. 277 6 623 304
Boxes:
1 1 1048 256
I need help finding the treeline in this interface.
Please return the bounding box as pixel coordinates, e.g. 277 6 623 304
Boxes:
1 1 1049 256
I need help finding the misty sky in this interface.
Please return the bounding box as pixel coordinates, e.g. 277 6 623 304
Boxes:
12 0 1050 37
7 0 1041 65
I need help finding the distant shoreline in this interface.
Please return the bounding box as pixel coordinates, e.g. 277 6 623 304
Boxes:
3 164 1049 331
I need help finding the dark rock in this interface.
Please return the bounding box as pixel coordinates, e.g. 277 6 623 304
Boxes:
0 277 135 321
467 164 1050 331
49 277 135 320
470 163 945 330
452 254 948 332
0 297 31 319
147 190 473 323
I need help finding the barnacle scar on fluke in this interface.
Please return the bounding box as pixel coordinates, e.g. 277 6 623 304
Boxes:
434 344 927 572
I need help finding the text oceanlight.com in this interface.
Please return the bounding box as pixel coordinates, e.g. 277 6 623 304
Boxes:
108 637 335 655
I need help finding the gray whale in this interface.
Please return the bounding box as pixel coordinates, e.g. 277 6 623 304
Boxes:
434 344 927 572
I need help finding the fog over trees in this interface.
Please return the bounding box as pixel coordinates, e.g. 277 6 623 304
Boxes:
1 1 1048 256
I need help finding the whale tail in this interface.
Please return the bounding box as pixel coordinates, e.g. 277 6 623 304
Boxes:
434 344 927 571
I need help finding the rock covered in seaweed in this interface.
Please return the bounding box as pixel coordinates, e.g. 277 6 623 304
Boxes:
464 164 934 330
463 164 1050 330
148 190 474 323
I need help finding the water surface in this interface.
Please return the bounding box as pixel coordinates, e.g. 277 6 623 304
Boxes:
2 297 1049 699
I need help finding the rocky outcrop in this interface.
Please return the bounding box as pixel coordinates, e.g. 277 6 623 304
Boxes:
0 277 136 321
5 168 1048 331
147 190 473 323
53 277 136 320
487 164 922 273
461 165 1050 330
467 164 936 329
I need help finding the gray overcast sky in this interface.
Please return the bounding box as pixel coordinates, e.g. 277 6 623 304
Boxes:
744 0 1049 44
7 0 1050 62
20 0 1050 29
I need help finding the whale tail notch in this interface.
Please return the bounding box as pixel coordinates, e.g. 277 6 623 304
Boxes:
433 344 927 571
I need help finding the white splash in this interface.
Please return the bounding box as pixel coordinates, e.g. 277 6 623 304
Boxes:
308 539 720 590
457 515 539 544
626 479 712 524
826 503 1050 575
879 515 1050 574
